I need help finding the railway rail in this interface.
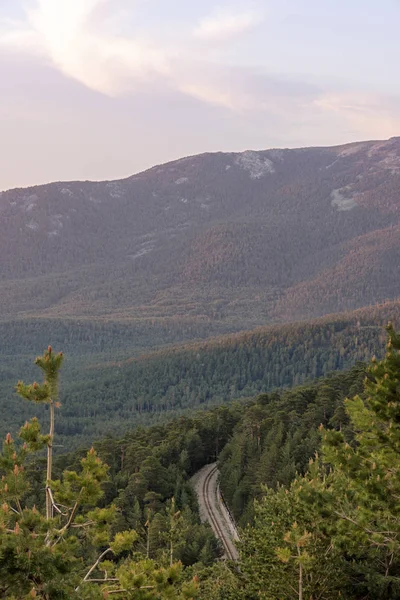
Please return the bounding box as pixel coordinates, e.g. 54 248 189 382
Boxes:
200 464 238 561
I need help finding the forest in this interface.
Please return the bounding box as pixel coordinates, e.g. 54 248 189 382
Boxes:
1 322 400 598
1 300 399 447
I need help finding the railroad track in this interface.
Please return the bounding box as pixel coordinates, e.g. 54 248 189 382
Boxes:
202 465 236 561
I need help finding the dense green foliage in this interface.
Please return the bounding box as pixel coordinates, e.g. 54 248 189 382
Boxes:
1 304 399 447
2 323 400 598
218 363 365 525
0 339 367 597
0 350 207 598
226 324 400 599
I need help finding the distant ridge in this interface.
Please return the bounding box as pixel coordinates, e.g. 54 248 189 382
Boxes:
0 137 400 338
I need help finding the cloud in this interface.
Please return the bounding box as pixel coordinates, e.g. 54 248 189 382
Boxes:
0 1 268 103
314 92 400 139
2 0 400 145
0 28 37 51
193 9 263 42
1 0 172 95
176 63 319 115
0 13 40 52
0 0 275 115
0 2 314 119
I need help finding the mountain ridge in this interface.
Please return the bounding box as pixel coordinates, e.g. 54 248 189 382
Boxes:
1 136 400 337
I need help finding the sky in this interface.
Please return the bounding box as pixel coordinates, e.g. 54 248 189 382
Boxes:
1 0 400 190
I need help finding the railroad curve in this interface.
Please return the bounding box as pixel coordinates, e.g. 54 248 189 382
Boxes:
191 463 239 561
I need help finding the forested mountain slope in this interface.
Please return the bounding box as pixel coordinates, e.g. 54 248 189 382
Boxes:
1 354 363 598
1 300 399 446
218 365 364 525
3 324 400 598
1 137 400 336
2 137 400 448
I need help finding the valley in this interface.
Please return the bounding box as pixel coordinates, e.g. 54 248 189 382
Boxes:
1 138 400 447
0 141 400 597
0 299 399 447
3 3 400 595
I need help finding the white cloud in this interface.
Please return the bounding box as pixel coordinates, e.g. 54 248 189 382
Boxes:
1 0 171 95
194 9 263 42
0 27 38 51
2 0 400 145
0 13 40 52
0 0 267 107
179 82 241 111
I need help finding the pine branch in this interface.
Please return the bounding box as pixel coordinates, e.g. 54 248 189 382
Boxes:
53 491 83 545
85 578 119 583
70 520 95 528
47 487 67 516
334 511 398 545
76 547 114 591
15 499 23 515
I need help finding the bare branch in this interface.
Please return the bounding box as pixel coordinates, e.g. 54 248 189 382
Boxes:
106 588 156 595
334 511 398 546
47 487 67 516
85 578 119 583
61 499 80 532
70 520 95 529
16 500 23 515
76 547 114 591
53 496 82 545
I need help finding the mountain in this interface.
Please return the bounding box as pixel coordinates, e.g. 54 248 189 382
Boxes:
1 137 400 338
2 137 400 446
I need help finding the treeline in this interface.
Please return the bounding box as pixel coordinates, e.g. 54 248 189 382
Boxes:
218 363 365 524
49 358 368 597
3 324 400 597
25 359 367 581
54 402 245 569
213 324 400 599
0 316 223 358
41 313 396 446
2 309 398 446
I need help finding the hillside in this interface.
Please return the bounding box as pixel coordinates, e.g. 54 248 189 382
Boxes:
0 137 400 340
5 332 399 599
2 300 399 447
2 137 400 447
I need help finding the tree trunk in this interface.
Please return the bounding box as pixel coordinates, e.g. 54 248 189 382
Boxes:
46 400 54 520
298 546 303 600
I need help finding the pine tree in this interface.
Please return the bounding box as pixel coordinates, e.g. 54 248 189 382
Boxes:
299 323 400 598
0 349 199 599
16 346 63 521
236 325 400 599
239 483 342 599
